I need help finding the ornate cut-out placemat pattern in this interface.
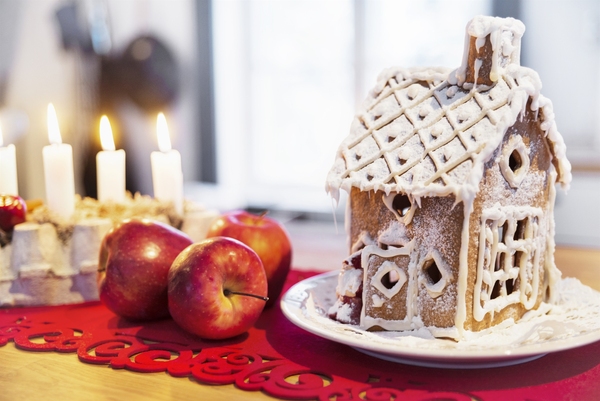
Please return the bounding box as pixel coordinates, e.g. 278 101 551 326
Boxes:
1 270 600 400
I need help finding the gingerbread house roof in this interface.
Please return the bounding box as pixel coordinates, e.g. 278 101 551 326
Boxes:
326 16 572 205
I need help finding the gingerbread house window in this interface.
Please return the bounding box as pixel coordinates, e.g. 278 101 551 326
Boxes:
351 231 376 253
383 192 416 224
499 135 530 188
424 260 442 285
393 194 411 216
473 206 543 322
418 251 450 299
372 261 407 299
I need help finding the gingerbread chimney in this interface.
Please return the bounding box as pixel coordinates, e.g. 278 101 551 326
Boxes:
455 16 525 87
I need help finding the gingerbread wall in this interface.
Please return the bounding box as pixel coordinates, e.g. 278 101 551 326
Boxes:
465 106 554 332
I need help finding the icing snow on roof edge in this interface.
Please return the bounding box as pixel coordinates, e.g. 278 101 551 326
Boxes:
325 64 572 203
326 16 571 201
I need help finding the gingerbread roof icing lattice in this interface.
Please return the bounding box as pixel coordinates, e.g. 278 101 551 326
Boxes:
326 16 572 204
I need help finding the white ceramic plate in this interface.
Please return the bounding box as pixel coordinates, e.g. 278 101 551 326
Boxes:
281 271 600 369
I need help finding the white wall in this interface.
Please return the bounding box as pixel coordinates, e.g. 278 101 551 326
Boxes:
555 172 600 248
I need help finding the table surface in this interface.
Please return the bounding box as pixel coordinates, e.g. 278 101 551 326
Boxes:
1 223 599 401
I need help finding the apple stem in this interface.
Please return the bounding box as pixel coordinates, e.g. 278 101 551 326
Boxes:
223 289 269 302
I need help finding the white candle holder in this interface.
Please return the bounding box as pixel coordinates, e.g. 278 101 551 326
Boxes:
0 197 219 307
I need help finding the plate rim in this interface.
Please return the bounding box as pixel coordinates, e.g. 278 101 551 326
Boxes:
281 271 600 367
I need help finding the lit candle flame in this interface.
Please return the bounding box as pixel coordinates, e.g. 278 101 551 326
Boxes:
47 103 62 145
156 112 172 152
99 115 116 151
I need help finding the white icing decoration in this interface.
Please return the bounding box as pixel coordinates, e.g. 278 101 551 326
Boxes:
473 205 544 322
454 15 525 86
351 231 376 253
328 301 355 324
377 220 410 248
307 276 600 343
360 242 418 331
407 84 421 100
382 192 417 226
345 193 352 250
372 260 408 299
418 250 452 299
544 166 562 304
371 294 385 308
431 124 444 138
499 134 530 188
336 267 363 298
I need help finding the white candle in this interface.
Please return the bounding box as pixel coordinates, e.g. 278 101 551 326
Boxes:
43 104 75 219
96 116 126 202
0 124 18 195
151 112 183 214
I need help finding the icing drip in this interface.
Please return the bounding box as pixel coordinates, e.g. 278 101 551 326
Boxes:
454 201 473 335
545 167 562 303
453 15 525 86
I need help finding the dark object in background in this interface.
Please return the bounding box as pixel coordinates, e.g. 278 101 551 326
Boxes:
84 36 180 198
118 35 179 112
55 0 181 111
55 2 180 198
55 2 93 52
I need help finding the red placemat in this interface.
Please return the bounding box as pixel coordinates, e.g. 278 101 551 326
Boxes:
2 269 600 401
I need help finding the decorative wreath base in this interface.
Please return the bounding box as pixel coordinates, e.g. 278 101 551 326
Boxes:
1 270 600 400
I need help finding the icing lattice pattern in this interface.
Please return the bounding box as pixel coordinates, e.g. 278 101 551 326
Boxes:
473 206 544 321
328 67 536 197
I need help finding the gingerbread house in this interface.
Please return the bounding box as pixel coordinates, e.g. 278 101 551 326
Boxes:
326 16 572 339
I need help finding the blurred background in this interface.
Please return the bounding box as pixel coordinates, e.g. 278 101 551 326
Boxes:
0 0 598 250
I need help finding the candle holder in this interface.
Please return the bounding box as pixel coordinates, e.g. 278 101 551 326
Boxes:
0 194 219 307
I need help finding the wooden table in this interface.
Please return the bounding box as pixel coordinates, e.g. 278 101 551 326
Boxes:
1 245 599 401
555 246 600 291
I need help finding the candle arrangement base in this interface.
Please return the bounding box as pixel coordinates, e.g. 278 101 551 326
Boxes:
0 196 219 307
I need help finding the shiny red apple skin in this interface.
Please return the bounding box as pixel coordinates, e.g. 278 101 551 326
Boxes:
0 194 27 232
168 236 268 340
98 219 193 321
206 210 292 307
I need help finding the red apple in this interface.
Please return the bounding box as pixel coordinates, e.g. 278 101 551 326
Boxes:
0 194 27 232
206 211 292 307
98 218 193 321
168 236 268 339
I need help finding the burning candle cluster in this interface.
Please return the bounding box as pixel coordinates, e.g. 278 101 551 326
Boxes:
0 106 220 309
5 104 184 220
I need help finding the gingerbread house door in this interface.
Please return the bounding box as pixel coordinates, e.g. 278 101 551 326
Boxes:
360 243 414 330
